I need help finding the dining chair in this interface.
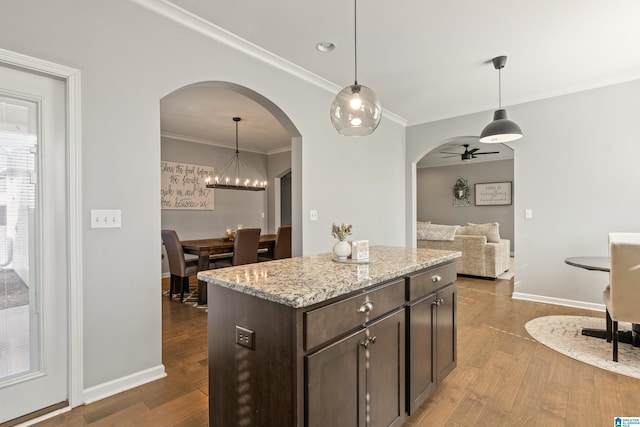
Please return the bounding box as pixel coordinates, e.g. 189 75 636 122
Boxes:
603 232 640 362
259 225 292 261
215 228 262 268
161 229 200 303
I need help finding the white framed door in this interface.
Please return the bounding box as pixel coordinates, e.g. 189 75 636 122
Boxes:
0 62 69 423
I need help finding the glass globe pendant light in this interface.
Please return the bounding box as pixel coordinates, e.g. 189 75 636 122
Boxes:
480 55 523 143
330 0 381 136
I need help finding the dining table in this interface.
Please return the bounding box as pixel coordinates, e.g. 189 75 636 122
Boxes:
565 256 640 347
182 234 276 304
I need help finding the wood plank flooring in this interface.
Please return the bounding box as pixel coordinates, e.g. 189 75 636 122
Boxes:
33 275 640 426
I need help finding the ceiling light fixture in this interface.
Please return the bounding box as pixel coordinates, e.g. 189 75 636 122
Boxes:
330 0 381 136
441 143 499 162
206 117 267 191
479 55 523 143
316 41 335 52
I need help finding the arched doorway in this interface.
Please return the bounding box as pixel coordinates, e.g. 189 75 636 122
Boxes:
411 136 515 278
159 81 302 264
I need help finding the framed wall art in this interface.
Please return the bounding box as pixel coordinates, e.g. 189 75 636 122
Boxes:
161 160 215 210
475 181 512 206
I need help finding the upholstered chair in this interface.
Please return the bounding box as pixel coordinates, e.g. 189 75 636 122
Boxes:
215 228 261 268
259 225 292 261
273 225 292 260
161 229 199 303
603 232 640 362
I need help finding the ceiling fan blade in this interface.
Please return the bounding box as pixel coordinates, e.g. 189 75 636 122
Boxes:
473 151 500 155
468 148 480 154
440 151 461 155
442 154 459 158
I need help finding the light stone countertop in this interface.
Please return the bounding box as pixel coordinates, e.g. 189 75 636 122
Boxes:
197 246 461 308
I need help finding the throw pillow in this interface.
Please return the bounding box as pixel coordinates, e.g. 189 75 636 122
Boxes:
464 222 501 243
416 221 432 240
420 224 459 241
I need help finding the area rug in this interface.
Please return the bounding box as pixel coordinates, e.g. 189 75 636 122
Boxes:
0 269 29 310
525 315 640 380
162 290 207 312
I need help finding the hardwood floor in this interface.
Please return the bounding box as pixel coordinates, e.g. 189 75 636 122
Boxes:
407 277 640 427
33 275 640 426
34 277 209 427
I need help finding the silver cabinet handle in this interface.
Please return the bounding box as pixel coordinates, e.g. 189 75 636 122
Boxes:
431 298 445 307
432 275 442 283
357 301 374 314
360 336 377 347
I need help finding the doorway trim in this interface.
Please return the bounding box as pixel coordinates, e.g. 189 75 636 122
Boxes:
0 48 83 407
274 168 291 230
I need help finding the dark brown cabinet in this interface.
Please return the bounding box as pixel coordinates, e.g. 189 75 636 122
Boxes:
433 283 456 383
207 259 458 426
405 263 457 415
306 309 405 427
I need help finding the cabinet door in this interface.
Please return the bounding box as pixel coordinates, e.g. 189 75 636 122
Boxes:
367 309 405 427
435 284 456 383
306 328 366 427
406 293 436 415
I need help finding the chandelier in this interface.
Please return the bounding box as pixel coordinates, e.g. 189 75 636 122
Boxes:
206 117 267 191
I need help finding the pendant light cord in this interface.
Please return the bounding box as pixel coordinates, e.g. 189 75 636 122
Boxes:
498 66 502 109
354 0 358 85
235 119 239 154
234 118 240 181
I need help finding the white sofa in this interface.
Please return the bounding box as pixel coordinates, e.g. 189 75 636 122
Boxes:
417 222 510 279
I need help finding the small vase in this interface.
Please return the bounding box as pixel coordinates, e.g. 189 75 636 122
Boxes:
333 240 351 260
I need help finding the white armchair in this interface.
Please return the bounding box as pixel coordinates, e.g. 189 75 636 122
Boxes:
603 232 640 362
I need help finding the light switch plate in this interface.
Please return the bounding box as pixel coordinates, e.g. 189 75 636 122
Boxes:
310 210 318 221
91 209 122 228
525 209 533 219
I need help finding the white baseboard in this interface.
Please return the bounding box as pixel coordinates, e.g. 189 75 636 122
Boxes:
512 292 606 312
83 364 167 405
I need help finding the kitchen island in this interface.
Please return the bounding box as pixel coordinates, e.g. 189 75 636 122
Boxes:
199 246 461 427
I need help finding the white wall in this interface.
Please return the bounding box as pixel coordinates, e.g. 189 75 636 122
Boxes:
417 159 515 250
407 79 640 310
0 0 406 398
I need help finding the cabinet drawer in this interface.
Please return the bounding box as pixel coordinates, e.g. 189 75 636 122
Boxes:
304 279 405 351
406 262 456 302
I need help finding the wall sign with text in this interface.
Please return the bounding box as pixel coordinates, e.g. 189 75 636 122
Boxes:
475 181 512 206
161 161 214 210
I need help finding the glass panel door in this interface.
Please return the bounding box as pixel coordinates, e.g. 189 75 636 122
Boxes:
0 62 67 424
0 96 38 381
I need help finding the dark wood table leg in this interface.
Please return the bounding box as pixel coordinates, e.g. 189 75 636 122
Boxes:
197 254 209 305
581 328 608 340
582 326 638 346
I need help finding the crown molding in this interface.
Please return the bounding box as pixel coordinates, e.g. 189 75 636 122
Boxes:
130 0 407 127
267 146 292 156
161 131 291 155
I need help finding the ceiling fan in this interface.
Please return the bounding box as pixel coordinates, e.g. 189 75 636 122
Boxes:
441 144 499 162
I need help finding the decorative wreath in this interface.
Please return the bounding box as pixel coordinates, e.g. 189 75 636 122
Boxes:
453 178 470 200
